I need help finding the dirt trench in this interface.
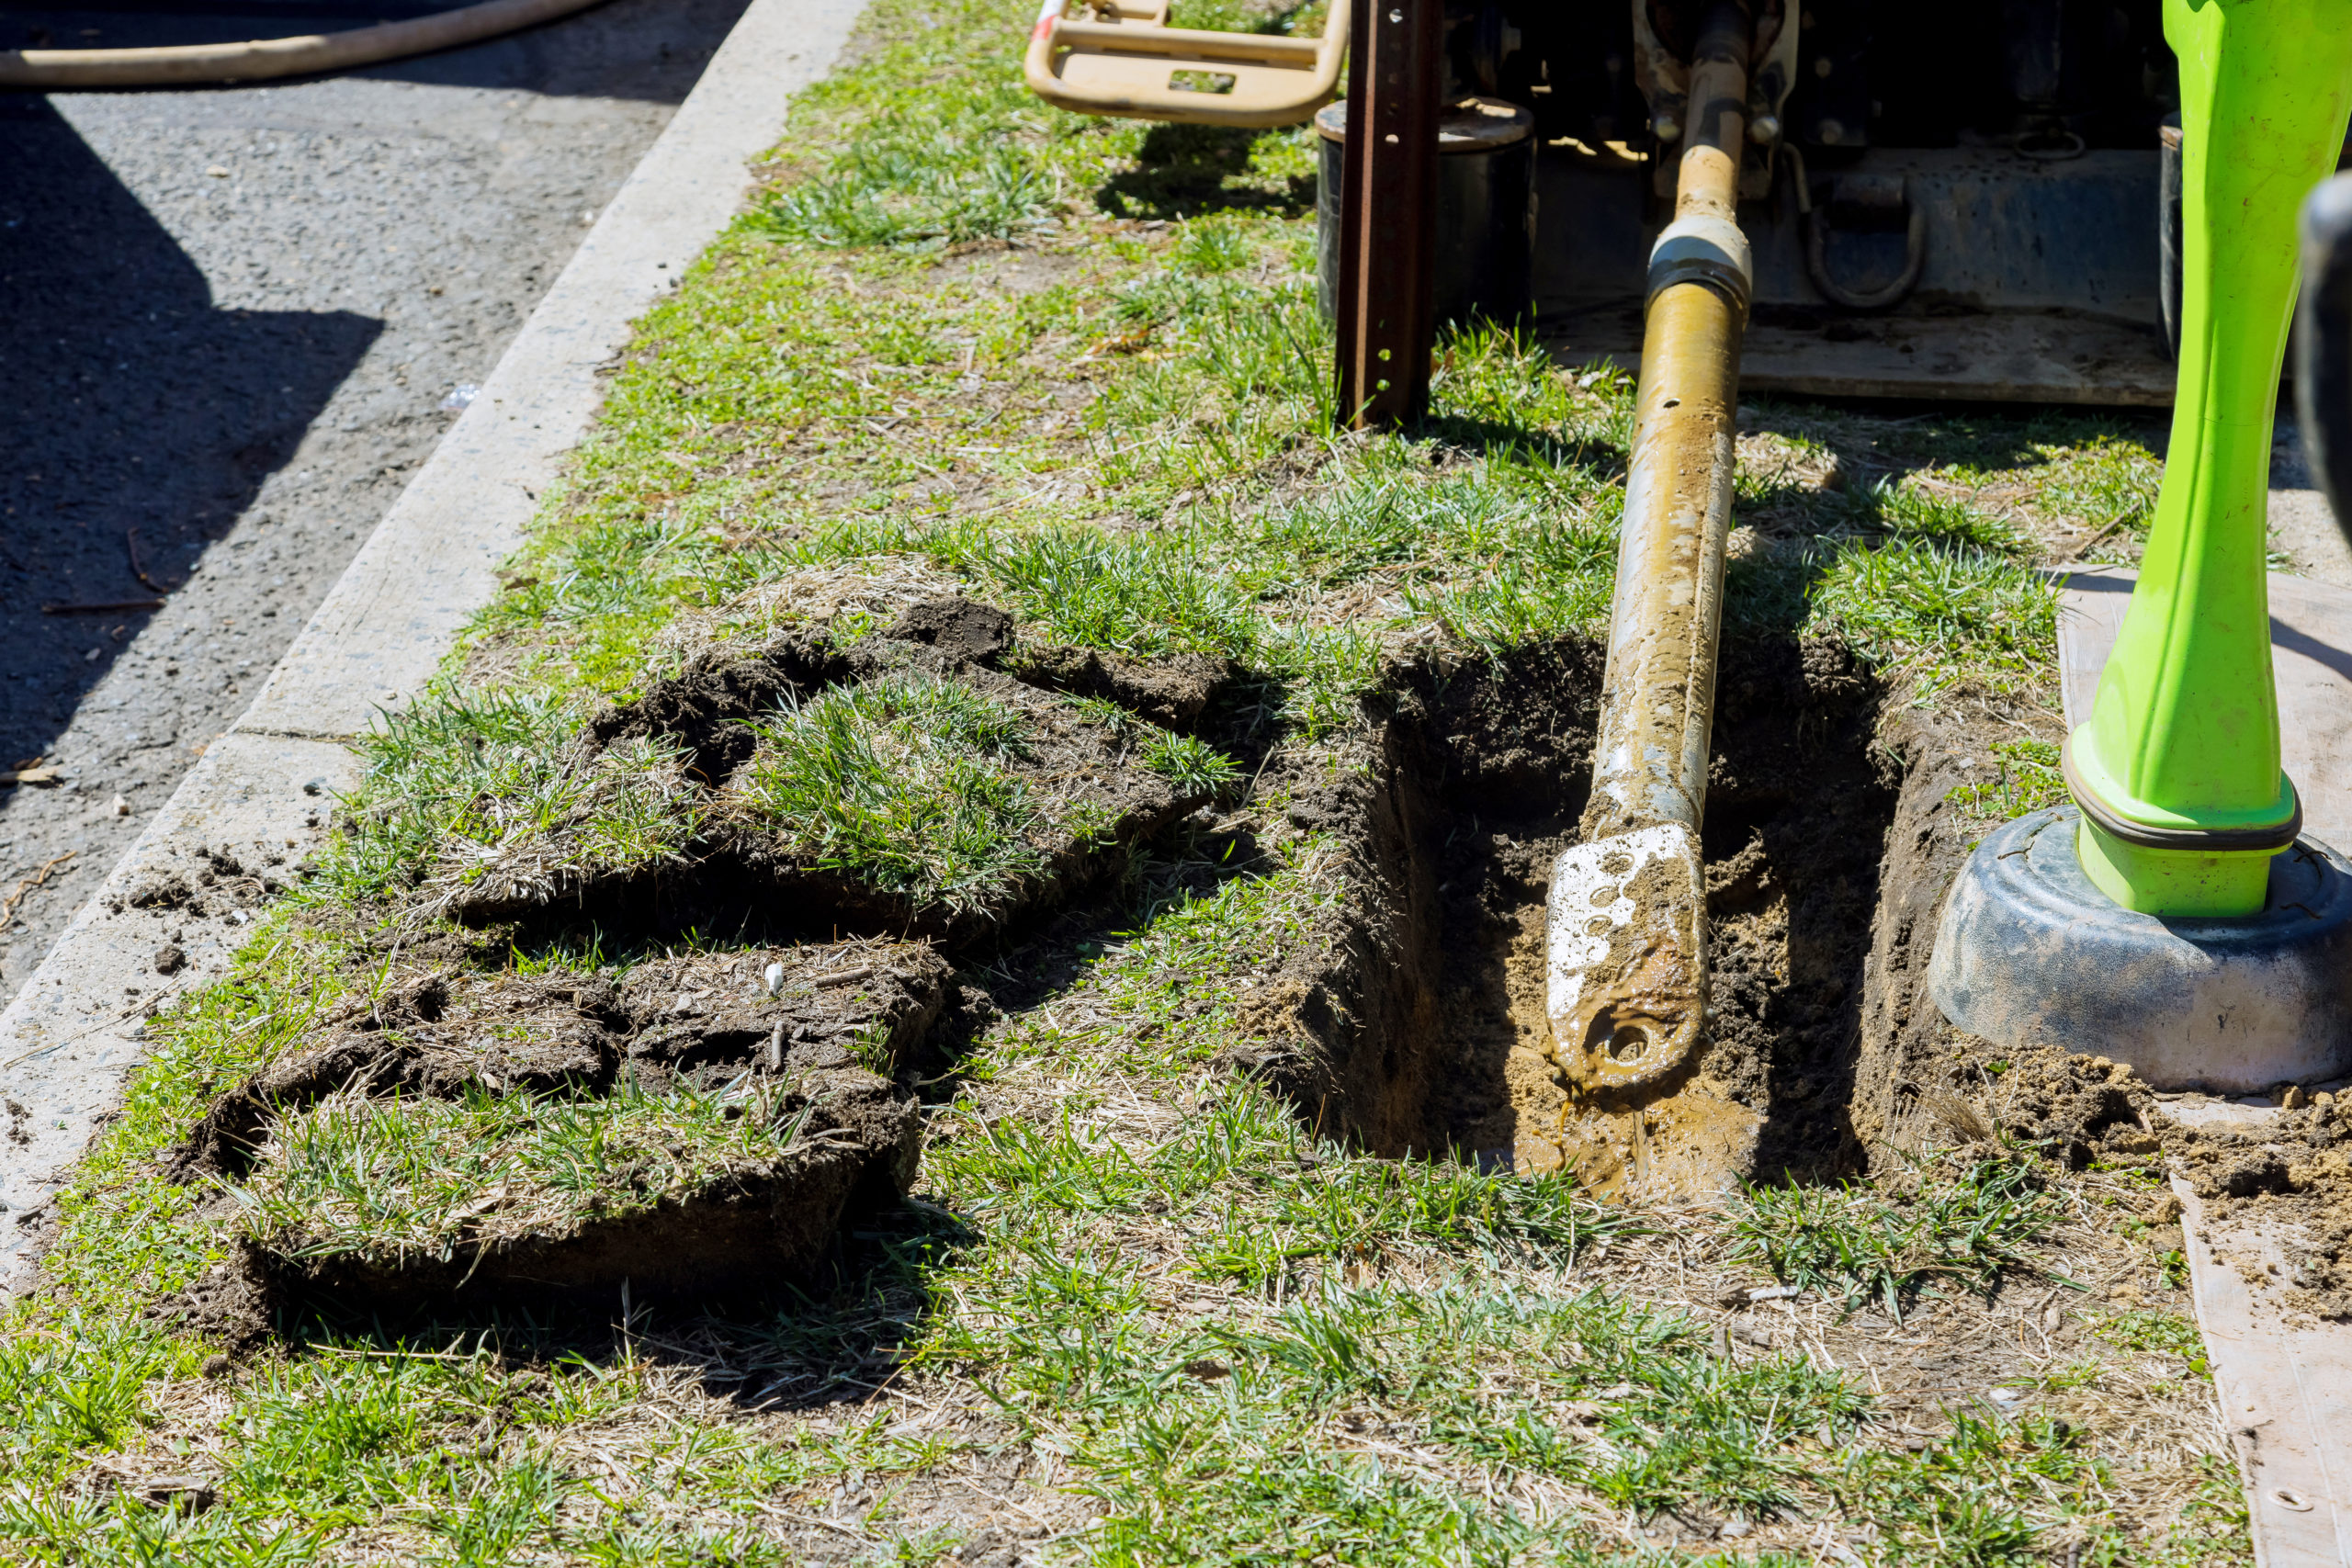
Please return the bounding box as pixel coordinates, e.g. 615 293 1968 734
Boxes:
1228 634 1909 1190
178 606 2137 1337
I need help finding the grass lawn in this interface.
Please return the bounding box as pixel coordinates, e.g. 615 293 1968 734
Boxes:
0 0 2256 1562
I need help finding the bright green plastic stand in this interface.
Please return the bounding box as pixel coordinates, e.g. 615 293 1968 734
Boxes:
2068 0 2352 916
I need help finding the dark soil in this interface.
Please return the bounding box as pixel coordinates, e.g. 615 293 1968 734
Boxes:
1011 644 1246 730
1839 703 2191 1178
621 938 952 1091
464 598 1227 944
884 596 1014 664
1848 702 2030 1159
146 1243 280 1354
1222 633 1902 1188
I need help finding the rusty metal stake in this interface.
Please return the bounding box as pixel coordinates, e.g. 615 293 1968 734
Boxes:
1542 0 1757 1194
1332 0 1440 428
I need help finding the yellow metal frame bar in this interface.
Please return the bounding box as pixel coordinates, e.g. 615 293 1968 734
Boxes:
1023 0 1348 129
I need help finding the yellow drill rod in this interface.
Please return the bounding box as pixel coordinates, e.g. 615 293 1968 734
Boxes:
1544 0 1753 1141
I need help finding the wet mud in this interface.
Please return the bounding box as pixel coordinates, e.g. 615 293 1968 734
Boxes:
1225 633 1901 1192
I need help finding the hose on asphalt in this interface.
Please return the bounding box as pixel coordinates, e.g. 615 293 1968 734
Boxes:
0 0 609 90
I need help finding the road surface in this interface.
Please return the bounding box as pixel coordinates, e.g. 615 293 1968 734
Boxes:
0 0 752 996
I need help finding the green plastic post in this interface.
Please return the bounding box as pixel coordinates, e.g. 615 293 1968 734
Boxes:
2069 0 2352 916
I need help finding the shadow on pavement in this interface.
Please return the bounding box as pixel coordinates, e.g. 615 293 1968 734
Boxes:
0 96 377 771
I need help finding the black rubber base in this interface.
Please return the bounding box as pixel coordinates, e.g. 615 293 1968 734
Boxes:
1927 807 2352 1094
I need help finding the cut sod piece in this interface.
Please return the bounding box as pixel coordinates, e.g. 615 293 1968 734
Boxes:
430 604 1237 943
167 967 633 1179
233 1062 917 1303
734 669 1045 909
209 942 946 1309
352 694 707 924
698 653 1232 942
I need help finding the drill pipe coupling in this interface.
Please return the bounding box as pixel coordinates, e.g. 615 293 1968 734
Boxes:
1645 212 1753 316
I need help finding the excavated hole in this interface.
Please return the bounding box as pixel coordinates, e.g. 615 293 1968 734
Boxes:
1240 635 1901 1192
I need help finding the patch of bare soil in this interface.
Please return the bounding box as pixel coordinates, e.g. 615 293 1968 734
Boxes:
1011 644 1244 730
1223 633 1898 1187
456 597 1230 945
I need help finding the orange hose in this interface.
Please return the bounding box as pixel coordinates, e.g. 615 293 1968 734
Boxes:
0 0 611 89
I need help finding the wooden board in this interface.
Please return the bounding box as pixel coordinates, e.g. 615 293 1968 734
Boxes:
2172 1174 2352 1566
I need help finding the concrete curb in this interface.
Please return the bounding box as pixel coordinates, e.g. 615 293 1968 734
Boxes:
0 0 866 1295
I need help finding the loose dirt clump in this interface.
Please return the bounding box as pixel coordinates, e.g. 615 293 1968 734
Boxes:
622 938 952 1091
1223 634 1898 1187
2165 1094 2352 1318
117 843 288 921
1012 644 1244 730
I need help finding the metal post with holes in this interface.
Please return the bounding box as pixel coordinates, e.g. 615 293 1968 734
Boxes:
1332 0 1439 428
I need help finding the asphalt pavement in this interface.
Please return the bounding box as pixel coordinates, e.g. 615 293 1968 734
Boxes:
0 0 751 998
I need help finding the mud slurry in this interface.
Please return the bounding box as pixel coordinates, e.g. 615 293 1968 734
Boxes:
1220 634 1899 1194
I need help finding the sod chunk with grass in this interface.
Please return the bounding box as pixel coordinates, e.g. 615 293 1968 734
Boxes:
735 671 1047 911
700 625 1238 942
177 941 950 1318
232 1066 912 1309
400 601 1245 943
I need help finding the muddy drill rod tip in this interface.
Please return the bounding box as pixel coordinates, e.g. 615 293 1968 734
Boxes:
1543 0 1752 1111
1544 824 1709 1089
